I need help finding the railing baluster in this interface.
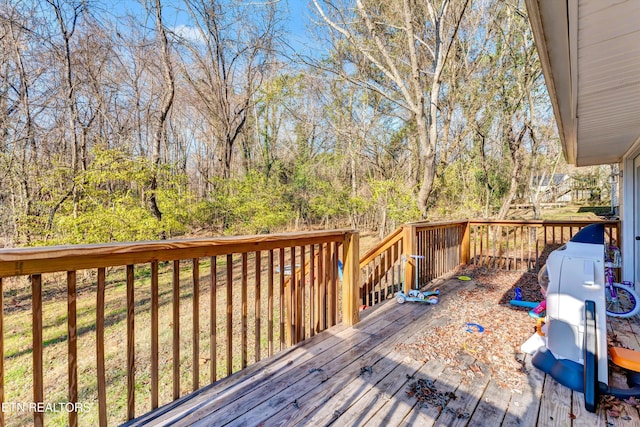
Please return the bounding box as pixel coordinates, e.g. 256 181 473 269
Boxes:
428 229 432 283
299 247 306 342
151 260 159 409
0 278 3 427
241 253 248 368
385 246 392 297
504 226 510 270
96 268 107 427
536 228 541 271
445 227 449 273
318 244 325 332
440 227 444 277
255 251 261 362
192 258 200 391
226 254 233 376
390 243 397 294
289 246 296 345
279 248 285 350
326 244 333 327
127 264 135 420
519 226 524 270
431 228 435 278
365 264 371 306
32 274 43 427
267 250 274 356
67 271 78 427
329 243 337 327
173 260 180 400
210 256 217 383
309 246 315 337
475 225 480 265
328 244 333 324
373 259 380 306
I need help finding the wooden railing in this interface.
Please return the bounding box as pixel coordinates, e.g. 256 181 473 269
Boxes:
0 230 359 427
358 219 621 309
358 221 469 307
0 219 621 426
467 220 620 272
358 227 404 307
409 221 469 286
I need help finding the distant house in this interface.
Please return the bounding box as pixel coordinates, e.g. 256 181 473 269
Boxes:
532 173 571 203
531 173 602 203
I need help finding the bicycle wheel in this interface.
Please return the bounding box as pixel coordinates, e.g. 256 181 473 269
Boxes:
606 283 640 318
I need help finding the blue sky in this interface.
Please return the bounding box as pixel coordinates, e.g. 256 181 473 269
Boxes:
101 0 314 49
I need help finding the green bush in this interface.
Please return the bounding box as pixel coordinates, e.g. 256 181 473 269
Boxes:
41 148 194 245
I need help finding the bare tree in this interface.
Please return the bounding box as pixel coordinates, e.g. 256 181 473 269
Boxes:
311 0 469 215
45 0 87 219
0 3 38 243
491 3 541 220
147 0 176 227
179 0 281 181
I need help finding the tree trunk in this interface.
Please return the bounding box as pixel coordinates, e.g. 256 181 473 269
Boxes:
496 124 528 219
416 113 435 215
149 0 176 233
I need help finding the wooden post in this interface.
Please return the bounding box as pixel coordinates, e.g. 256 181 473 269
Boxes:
461 221 470 266
402 225 416 293
342 232 360 326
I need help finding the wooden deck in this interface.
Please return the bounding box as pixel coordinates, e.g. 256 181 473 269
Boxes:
125 277 640 427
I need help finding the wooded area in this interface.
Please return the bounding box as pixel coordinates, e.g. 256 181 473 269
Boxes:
0 0 607 247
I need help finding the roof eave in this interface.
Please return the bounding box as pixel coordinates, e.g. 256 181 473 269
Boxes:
525 0 577 165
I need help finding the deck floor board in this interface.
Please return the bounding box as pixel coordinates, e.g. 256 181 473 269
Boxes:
124 278 640 427
467 379 513 427
434 354 490 427
362 358 447 427
501 354 545 427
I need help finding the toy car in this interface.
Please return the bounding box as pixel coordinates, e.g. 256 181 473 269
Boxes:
395 288 439 304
